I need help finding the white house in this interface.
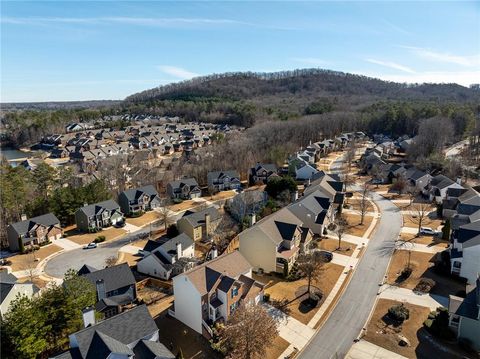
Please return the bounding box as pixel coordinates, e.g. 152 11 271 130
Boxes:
0 271 38 317
427 175 463 204
450 221 480 285
137 234 195 280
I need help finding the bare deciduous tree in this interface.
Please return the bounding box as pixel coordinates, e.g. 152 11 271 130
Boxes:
158 198 172 231
334 215 348 249
217 304 278 359
105 255 118 267
408 202 433 236
359 182 371 225
297 252 326 297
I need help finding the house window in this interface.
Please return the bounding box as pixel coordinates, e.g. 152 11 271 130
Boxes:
230 302 237 313
453 261 461 269
450 315 460 328
231 287 238 298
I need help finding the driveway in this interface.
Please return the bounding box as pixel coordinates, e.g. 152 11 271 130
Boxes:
299 154 403 358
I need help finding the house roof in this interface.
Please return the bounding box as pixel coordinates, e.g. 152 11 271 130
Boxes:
9 213 61 236
142 239 163 253
430 175 457 190
253 163 277 173
180 251 252 296
0 269 17 284
0 283 14 303
253 207 303 245
405 167 428 181
120 185 159 201
168 178 199 190
77 200 121 217
158 233 194 256
180 206 221 228
132 340 175 359
71 305 159 359
207 170 240 182
448 283 479 320
82 263 135 293
463 234 480 249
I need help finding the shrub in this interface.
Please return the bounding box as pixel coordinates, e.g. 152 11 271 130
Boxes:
263 293 270 302
424 307 455 340
397 267 412 282
173 198 183 204
388 304 410 322
94 235 106 243
414 278 436 293
322 227 328 236
39 240 51 247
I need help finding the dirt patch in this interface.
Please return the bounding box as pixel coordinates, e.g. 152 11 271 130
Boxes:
343 213 373 237
8 244 63 272
386 251 465 297
255 262 344 324
364 299 430 358
67 227 127 245
265 336 290 359
126 211 161 227
319 238 356 257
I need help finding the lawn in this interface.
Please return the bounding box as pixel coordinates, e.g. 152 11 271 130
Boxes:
67 227 127 245
117 252 142 266
126 211 162 227
8 244 63 272
363 299 430 359
402 213 442 230
343 213 373 237
208 190 236 201
255 262 344 324
169 199 203 212
399 233 449 249
346 198 375 213
265 336 290 359
319 238 356 257
386 250 465 297
155 309 222 359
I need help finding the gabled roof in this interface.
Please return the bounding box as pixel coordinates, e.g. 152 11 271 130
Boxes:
430 175 457 190
77 200 121 217
252 207 303 246
133 340 175 359
120 185 159 201
180 206 221 228
0 283 14 303
158 233 194 256
0 269 17 284
9 213 61 236
252 163 277 173
82 263 135 293
168 178 199 190
207 170 240 182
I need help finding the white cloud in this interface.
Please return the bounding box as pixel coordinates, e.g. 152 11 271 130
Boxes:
291 57 329 66
156 65 199 79
401 46 480 67
365 58 415 73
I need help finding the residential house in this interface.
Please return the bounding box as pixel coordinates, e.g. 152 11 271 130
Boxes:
171 251 264 338
53 305 175 359
166 178 201 200
443 188 479 220
0 270 38 317
137 234 196 280
250 163 278 184
6 213 63 252
404 167 431 192
118 185 161 216
448 278 480 351
228 189 267 223
239 207 313 274
177 207 221 242
426 175 464 204
289 190 333 236
207 170 241 191
79 263 137 318
450 220 480 285
303 172 345 210
75 199 124 232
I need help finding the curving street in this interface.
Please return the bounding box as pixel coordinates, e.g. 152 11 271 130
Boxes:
298 154 402 358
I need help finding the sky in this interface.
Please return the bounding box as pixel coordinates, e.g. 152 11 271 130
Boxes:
1 1 479 102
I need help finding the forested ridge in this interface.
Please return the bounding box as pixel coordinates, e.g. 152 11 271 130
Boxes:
1 69 479 147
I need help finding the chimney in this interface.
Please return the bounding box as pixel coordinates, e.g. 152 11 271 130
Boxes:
82 306 95 328
176 242 182 259
96 279 106 300
21 214 27 221
306 178 311 187
205 213 211 238
456 177 462 185
291 191 299 203
248 213 256 227
211 246 218 260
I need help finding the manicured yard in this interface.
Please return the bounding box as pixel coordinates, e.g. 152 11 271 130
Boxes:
8 243 63 272
364 299 430 359
169 199 203 212
386 250 465 297
126 211 162 227
67 227 127 245
343 213 373 237
399 233 449 249
208 190 236 201
402 215 442 230
319 238 356 257
118 252 141 266
346 198 375 213
265 336 290 359
255 262 344 324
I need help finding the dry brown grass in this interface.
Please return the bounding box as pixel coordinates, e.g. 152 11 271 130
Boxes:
208 190 237 201
265 336 290 359
126 211 162 227
399 233 449 248
343 213 373 237
169 199 203 212
402 216 442 230
319 238 356 257
8 244 63 272
364 299 431 359
67 227 127 245
117 252 142 266
386 250 464 297
347 198 375 213
256 263 344 324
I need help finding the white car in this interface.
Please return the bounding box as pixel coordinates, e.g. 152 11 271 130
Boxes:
419 227 439 236
83 242 98 249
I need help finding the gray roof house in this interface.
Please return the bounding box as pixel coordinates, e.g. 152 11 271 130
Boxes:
53 305 175 359
166 178 201 200
6 213 63 252
118 185 161 216
79 263 136 318
288 190 332 236
207 170 241 191
75 200 124 232
250 163 279 184
177 207 222 242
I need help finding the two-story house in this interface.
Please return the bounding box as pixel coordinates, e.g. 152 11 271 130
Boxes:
75 199 124 232
239 207 313 274
207 170 241 192
450 220 480 285
137 233 196 280
78 263 136 318
6 213 63 252
118 185 161 216
0 270 38 318
250 163 279 184
171 251 264 338
53 305 175 359
425 174 464 204
177 207 221 242
166 178 202 200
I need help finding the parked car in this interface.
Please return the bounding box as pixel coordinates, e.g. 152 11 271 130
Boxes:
83 242 98 249
316 250 333 262
419 227 440 236
114 221 126 228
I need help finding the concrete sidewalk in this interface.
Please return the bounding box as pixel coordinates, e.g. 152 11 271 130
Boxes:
395 241 446 254
55 237 81 250
378 285 448 310
346 340 408 359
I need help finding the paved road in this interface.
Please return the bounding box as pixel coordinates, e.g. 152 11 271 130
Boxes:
299 153 403 358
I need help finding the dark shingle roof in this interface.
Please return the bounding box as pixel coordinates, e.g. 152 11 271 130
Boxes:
207 170 240 183
0 269 17 284
120 185 159 201
9 213 61 236
0 283 14 303
77 200 121 217
133 340 175 359
180 207 221 228
82 263 135 293
274 221 298 241
143 239 163 253
159 233 194 255
430 175 456 189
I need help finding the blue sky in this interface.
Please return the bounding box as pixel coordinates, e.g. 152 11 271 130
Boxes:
1 1 479 102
